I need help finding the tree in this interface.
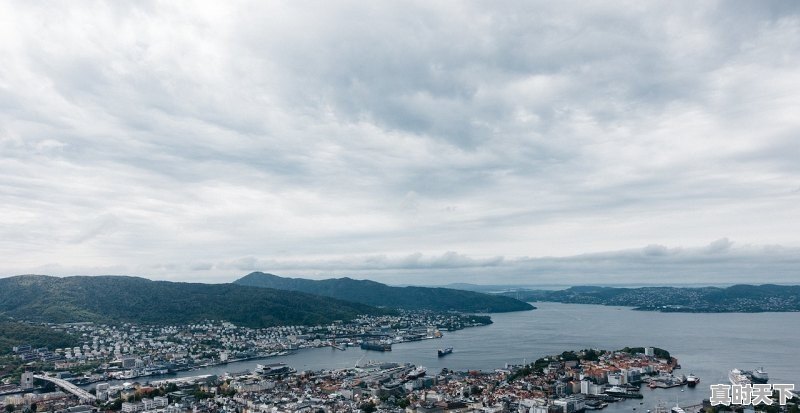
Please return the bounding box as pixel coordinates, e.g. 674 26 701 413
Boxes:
5 405 15 413
359 401 376 413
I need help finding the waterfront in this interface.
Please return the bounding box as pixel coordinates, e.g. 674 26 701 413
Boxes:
81 302 800 411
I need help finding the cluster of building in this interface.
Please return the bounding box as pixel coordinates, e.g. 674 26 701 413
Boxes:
2 311 486 387
11 346 61 364
4 347 718 413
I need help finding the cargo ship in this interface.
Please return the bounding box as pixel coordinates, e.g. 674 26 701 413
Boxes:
360 341 392 352
438 347 453 357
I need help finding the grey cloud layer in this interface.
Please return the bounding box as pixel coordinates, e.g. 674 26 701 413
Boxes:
1 1 799 284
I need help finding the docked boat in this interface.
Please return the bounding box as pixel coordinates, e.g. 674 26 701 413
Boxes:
750 368 769 384
671 404 686 413
255 363 293 376
686 374 699 387
360 341 392 352
438 347 453 357
406 366 427 379
606 386 644 399
729 369 751 386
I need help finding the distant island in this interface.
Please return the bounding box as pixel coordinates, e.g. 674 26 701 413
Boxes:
235 272 535 313
498 284 800 312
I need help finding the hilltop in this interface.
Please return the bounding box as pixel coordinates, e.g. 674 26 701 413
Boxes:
234 272 535 313
0 275 391 328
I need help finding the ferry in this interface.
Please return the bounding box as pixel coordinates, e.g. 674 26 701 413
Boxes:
255 363 293 376
729 369 751 386
686 374 699 387
438 347 453 357
606 386 644 399
406 366 427 379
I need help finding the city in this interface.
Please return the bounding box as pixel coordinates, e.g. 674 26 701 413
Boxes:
8 329 762 413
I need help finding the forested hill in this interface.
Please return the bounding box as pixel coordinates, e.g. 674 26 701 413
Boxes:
0 318 77 354
234 272 535 313
0 275 391 328
499 284 800 312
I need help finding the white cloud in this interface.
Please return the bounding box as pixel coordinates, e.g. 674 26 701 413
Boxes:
1 1 799 284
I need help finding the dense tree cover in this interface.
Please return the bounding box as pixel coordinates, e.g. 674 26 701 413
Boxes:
235 272 534 313
500 284 800 312
0 275 393 328
0 318 77 354
618 346 670 360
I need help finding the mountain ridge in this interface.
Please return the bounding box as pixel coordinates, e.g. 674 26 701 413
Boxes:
234 272 535 313
0 274 392 328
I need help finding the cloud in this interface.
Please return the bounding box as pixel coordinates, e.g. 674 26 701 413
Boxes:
0 2 799 284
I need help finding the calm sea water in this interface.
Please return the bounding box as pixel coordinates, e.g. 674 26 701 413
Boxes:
79 303 800 411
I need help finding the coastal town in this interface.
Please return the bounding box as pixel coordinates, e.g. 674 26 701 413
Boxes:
1 311 490 384
5 319 796 413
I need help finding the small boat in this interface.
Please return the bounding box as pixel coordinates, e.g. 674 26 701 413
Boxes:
438 347 453 357
671 404 686 413
686 374 699 387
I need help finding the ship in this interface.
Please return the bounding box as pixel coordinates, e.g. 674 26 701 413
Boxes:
749 368 769 384
671 404 686 413
360 341 392 352
605 386 644 399
729 369 751 386
406 366 427 379
438 347 453 357
686 374 699 387
255 363 293 376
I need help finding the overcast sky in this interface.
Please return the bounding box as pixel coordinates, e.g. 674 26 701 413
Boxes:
1 1 799 285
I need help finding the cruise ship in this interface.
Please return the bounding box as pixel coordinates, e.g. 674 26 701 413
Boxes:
729 369 751 386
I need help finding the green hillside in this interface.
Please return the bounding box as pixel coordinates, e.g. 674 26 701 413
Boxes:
0 318 78 355
234 272 535 313
0 275 391 328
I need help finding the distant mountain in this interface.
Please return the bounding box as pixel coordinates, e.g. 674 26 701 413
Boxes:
499 284 800 312
234 272 535 313
0 275 391 328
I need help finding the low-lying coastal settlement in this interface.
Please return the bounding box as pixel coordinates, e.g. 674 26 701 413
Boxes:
2 312 489 383
2 317 796 413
